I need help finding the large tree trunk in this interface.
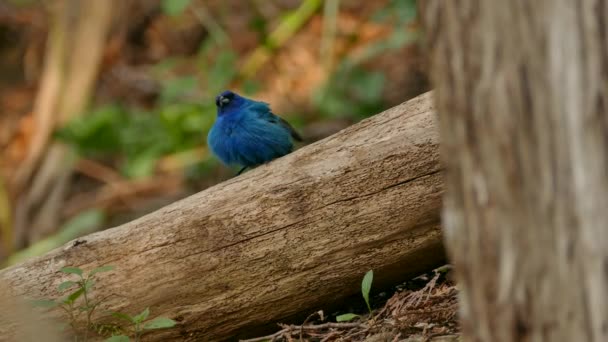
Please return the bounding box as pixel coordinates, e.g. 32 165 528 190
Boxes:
0 92 444 341
423 1 608 341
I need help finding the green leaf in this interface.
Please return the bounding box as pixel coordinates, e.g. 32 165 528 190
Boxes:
121 151 160 179
242 79 261 95
57 281 77 291
160 76 197 104
60 267 83 277
55 105 125 155
161 0 191 16
30 299 58 308
361 270 374 313
104 335 130 342
143 317 177 330
336 313 359 322
84 279 95 291
206 50 237 94
133 307 150 323
112 312 135 323
89 265 115 276
64 288 84 304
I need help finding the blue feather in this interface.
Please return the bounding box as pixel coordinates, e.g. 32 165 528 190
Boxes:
207 90 301 173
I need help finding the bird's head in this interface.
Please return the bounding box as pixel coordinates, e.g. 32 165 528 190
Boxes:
215 90 245 115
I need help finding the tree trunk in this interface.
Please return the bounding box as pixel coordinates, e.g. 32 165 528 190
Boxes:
423 1 608 341
0 92 444 341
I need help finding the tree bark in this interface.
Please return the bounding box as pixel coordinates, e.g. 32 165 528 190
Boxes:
0 92 444 341
423 1 608 341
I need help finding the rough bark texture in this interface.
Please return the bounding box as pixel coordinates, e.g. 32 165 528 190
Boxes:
0 92 444 341
423 1 608 341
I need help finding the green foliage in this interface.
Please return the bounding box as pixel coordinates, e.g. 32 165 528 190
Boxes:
104 335 130 342
372 0 417 24
313 67 386 119
55 0 419 181
133 307 150 323
56 99 210 178
33 265 175 342
57 42 240 180
161 0 192 16
361 269 374 314
335 313 359 322
58 280 77 291
109 307 176 342
334 269 374 322
313 0 419 120
143 317 177 330
61 266 84 277
33 265 115 340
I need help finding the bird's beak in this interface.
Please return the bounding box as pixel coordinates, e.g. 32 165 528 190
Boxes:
217 96 225 108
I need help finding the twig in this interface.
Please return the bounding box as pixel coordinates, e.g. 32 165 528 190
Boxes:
240 322 364 342
341 326 369 341
319 331 339 342
241 330 284 342
413 272 441 307
300 311 323 341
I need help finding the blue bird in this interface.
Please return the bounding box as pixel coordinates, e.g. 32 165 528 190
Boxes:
207 90 302 175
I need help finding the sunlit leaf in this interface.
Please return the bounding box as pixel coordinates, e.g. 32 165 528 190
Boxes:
84 279 95 291
143 317 177 330
60 267 83 277
336 313 359 322
104 335 130 342
361 270 373 313
161 0 191 16
57 281 77 291
64 288 84 304
133 307 150 323
160 76 197 104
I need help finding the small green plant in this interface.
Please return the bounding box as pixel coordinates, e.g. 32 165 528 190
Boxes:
32 266 176 342
361 269 374 313
32 265 116 340
106 307 176 342
161 0 192 16
335 269 374 322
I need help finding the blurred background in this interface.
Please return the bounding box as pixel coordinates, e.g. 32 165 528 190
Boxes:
0 0 429 265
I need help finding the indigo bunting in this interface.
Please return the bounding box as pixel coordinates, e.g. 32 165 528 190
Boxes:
207 90 302 175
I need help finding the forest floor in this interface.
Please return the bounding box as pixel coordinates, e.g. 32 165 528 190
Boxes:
242 266 459 342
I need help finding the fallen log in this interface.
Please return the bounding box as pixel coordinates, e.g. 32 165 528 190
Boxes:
0 92 444 341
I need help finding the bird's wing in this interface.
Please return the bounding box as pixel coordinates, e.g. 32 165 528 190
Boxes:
251 102 303 141
276 115 303 142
